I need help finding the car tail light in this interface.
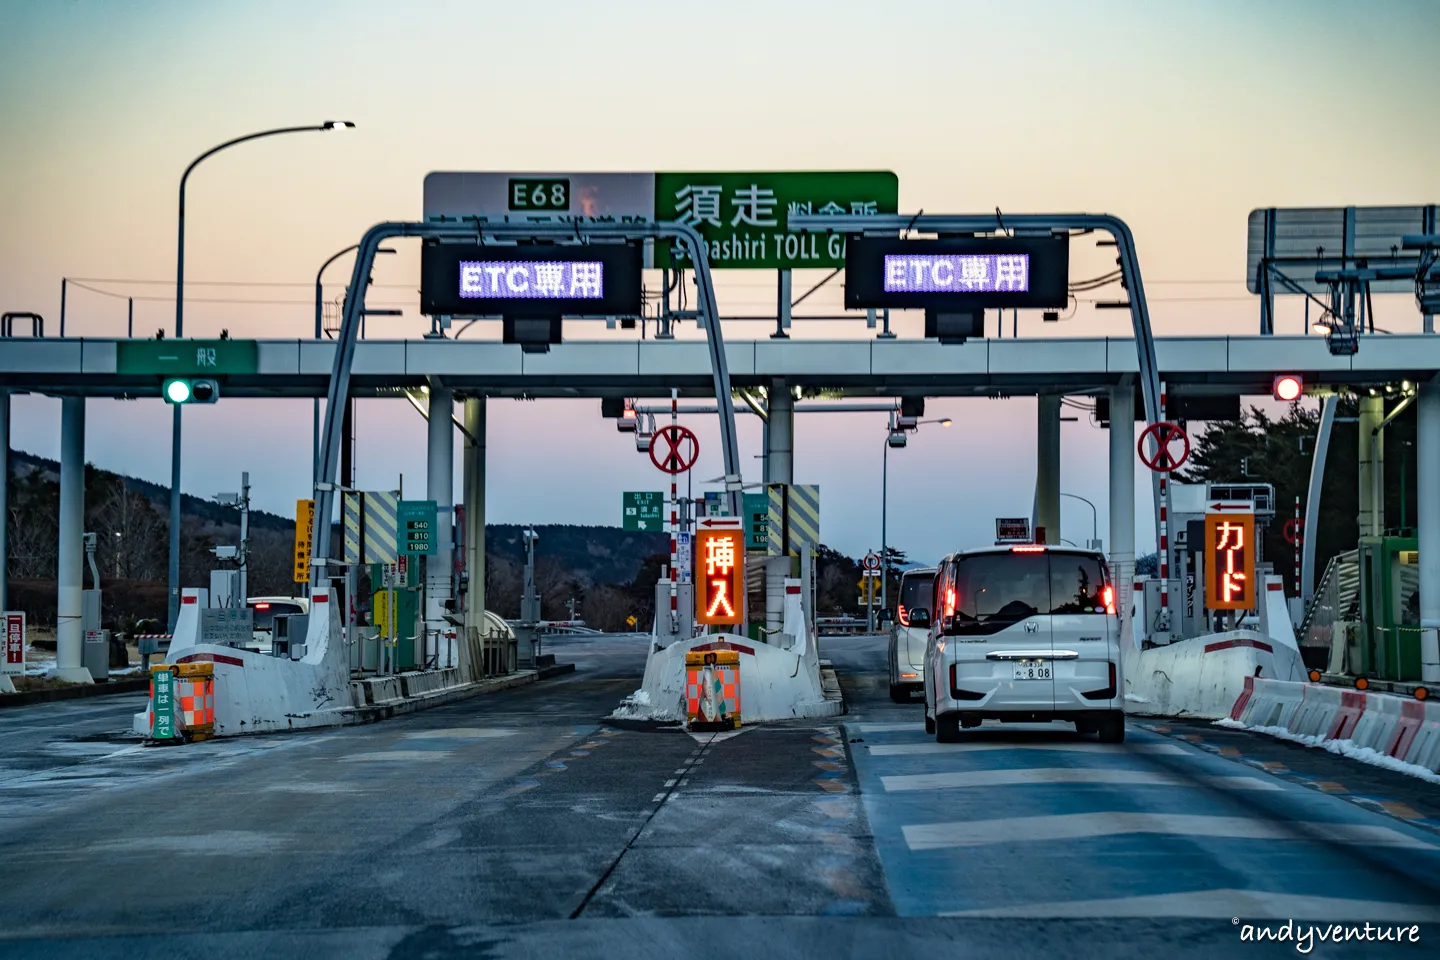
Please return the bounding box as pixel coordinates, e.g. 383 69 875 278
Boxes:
898 604 910 627
1081 661 1118 700
254 602 270 610
1011 545 1046 553
1102 586 1115 615
944 587 956 618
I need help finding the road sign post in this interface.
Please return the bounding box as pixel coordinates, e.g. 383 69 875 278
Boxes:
293 499 315 584
3 611 24 679
150 665 179 741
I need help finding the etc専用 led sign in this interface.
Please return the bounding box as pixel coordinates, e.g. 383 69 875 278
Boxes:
845 236 1069 310
420 242 642 318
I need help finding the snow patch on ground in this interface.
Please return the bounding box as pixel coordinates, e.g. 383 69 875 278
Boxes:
1214 717 1440 784
608 688 682 722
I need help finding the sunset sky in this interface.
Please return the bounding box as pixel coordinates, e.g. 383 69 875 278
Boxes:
2 0 1438 564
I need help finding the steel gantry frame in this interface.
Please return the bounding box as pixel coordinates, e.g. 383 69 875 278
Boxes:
308 219 741 587
788 211 1166 551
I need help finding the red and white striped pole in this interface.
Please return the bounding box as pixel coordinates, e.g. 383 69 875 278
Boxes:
669 389 679 635
1158 388 1170 633
1294 494 1302 599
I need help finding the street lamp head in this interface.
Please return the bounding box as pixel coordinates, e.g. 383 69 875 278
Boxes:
938 418 953 427
323 120 356 131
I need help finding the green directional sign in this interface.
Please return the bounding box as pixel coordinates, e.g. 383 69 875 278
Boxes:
744 492 769 552
623 491 664 532
654 171 898 270
398 500 439 556
150 667 178 740
117 339 258 376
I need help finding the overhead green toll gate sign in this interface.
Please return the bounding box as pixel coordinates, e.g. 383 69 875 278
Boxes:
117 339 258 376
653 171 898 270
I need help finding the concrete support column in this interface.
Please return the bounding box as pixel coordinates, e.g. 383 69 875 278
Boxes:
1358 395 1384 538
1108 386 1136 634
461 396 486 679
56 397 92 683
425 386 454 665
1417 382 1440 682
765 381 794 639
1036 396 1061 545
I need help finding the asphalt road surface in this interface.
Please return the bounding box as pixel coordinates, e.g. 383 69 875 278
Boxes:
0 633 1436 959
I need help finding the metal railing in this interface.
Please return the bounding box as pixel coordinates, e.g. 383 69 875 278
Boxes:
1299 549 1358 652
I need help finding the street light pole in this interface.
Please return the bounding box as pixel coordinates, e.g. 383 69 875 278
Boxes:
881 415 952 611
314 244 396 487
1060 491 1098 549
167 121 353 631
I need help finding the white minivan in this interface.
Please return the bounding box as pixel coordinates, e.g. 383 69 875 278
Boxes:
922 545 1124 743
887 567 936 702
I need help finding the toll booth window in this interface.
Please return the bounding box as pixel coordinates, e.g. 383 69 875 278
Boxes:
1049 553 1108 614
949 554 1050 634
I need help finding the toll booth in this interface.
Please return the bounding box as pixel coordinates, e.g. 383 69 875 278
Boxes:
1355 536 1423 681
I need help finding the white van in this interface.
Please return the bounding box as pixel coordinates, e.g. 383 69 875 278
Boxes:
247 597 309 652
922 546 1124 743
887 566 936 702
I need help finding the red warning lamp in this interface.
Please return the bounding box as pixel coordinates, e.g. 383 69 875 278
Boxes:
1273 375 1304 402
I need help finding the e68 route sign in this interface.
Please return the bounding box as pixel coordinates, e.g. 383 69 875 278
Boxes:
423 171 899 271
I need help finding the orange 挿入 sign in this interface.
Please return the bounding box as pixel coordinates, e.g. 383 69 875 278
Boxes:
1204 511 1256 611
695 528 745 626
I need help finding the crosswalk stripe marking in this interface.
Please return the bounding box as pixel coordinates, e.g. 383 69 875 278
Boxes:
881 768 1282 791
903 812 1434 851
866 741 1190 757
940 888 1440 921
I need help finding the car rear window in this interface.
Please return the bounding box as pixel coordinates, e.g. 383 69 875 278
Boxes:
1049 553 1110 614
249 601 303 631
899 572 934 615
949 552 1050 633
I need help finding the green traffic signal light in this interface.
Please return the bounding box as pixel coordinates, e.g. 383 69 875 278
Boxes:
162 378 218 404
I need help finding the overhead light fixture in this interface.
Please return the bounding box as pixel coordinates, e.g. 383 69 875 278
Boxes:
323 120 356 131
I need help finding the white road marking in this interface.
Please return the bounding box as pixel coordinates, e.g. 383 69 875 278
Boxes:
882 768 1281 791
904 812 1435 851
652 793 665 802
867 741 1189 757
401 727 518 740
340 750 451 762
852 722 926 733
664 779 677 788
941 888 1440 921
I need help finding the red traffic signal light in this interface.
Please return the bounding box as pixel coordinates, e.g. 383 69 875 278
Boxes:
1273 375 1303 402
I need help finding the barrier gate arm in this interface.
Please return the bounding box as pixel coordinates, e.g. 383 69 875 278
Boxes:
310 219 742 586
789 211 1165 539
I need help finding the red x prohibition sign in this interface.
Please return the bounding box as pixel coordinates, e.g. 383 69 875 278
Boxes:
650 424 700 475
1137 421 1190 472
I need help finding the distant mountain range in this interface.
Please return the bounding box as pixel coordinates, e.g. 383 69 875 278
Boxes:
8 449 666 586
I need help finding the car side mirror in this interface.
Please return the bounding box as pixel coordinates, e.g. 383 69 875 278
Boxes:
908 607 931 628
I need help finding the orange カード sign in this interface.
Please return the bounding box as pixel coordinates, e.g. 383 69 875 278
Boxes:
1204 511 1256 611
695 528 745 626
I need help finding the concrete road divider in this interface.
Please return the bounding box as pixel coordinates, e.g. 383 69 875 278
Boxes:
1226 677 1440 774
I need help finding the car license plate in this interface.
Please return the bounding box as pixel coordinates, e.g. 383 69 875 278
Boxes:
1012 661 1052 681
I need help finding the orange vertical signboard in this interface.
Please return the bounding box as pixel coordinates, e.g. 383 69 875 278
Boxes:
695 528 745 626
1204 511 1256 611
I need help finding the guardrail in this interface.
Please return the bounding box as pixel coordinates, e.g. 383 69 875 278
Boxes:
816 617 879 637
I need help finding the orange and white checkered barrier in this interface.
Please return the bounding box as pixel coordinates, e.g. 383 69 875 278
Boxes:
175 662 215 733
685 649 740 728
